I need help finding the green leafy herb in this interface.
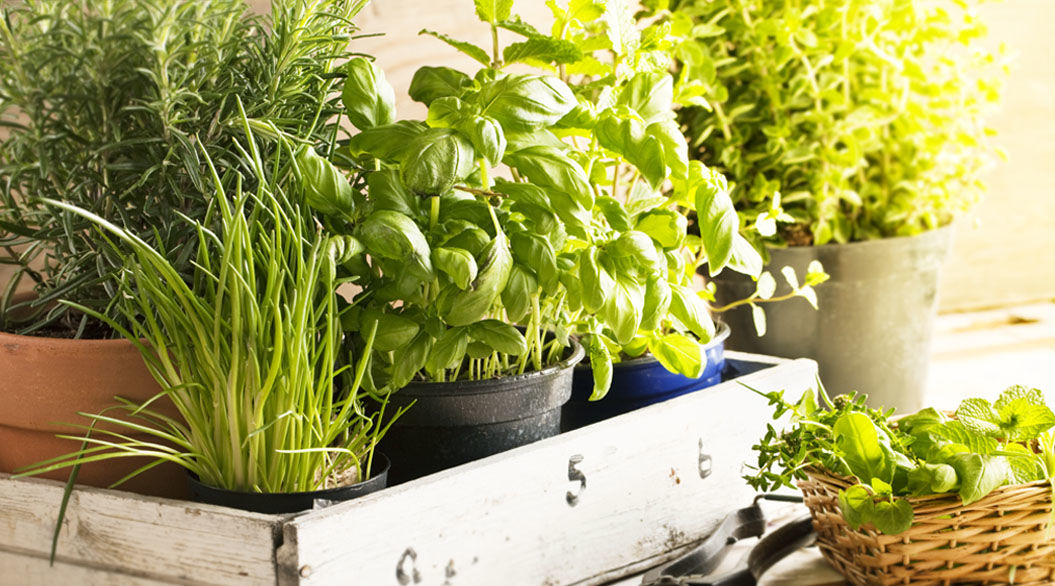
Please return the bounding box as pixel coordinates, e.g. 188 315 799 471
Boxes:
747 383 1055 535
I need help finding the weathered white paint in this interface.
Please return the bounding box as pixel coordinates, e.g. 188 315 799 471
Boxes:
0 355 818 586
277 355 818 586
0 475 280 584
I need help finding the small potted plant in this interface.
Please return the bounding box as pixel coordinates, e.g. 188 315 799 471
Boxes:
0 0 364 496
18 118 398 514
747 383 1055 584
644 0 1007 410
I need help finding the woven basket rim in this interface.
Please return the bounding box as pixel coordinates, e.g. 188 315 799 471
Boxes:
801 465 1053 506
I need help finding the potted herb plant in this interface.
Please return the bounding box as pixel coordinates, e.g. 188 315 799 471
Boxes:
747 383 1055 584
645 0 1007 410
0 0 363 496
18 117 398 515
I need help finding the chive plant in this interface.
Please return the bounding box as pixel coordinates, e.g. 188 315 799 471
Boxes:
19 117 397 493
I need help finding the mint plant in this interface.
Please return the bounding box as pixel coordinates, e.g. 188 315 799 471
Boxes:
747 384 1055 535
643 0 1007 246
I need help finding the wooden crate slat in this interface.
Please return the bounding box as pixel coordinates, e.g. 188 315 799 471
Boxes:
0 475 280 585
0 551 174 586
278 356 817 586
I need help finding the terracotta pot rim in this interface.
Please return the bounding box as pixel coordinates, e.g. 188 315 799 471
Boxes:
0 328 142 348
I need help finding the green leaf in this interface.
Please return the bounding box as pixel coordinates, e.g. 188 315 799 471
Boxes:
649 333 705 379
619 72 674 124
634 209 686 249
1002 443 1044 484
501 264 537 322
475 74 577 131
469 319 527 355
750 304 767 337
503 145 593 208
426 327 470 376
691 162 737 275
441 229 513 326
946 453 1010 505
833 412 895 483
356 210 433 280
595 112 667 189
669 284 715 342
459 115 507 167
599 276 645 345
293 146 356 220
409 66 474 106
647 119 689 179
392 331 432 389
504 37 584 66
586 334 614 401
401 128 476 195
872 499 914 535
579 248 612 314
955 398 1003 438
346 121 428 162
474 0 513 23
601 0 639 57
726 234 764 277
420 29 491 66
432 247 479 290
510 233 559 290
342 57 396 131
640 275 672 331
837 484 874 531
366 170 419 217
609 230 662 274
361 309 420 352
427 96 477 128
993 386 1055 441
907 462 958 496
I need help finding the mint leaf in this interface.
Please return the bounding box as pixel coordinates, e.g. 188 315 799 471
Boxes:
872 499 914 535
956 398 1002 438
994 387 1055 441
420 30 491 66
473 0 513 24
931 420 999 455
503 37 584 66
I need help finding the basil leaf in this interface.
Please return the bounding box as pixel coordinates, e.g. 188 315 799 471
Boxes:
503 145 593 208
432 246 479 290
427 96 477 128
342 57 396 131
669 284 715 342
647 118 689 179
356 210 434 280
366 170 419 218
510 232 558 291
459 115 507 167
641 275 672 332
691 161 737 275
585 334 614 401
401 128 476 195
476 74 577 131
595 112 667 189
409 66 473 106
469 319 527 356
649 332 705 379
426 327 470 376
609 230 662 275
579 248 612 314
635 209 687 249
294 145 356 220
501 264 537 322
595 195 632 231
346 120 428 162
599 276 644 345
361 308 420 353
619 71 674 125
441 229 513 326
391 331 432 389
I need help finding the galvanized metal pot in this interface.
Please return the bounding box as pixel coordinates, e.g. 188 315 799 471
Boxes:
711 226 952 412
380 339 584 484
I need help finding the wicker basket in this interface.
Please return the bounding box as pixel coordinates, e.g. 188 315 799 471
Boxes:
799 468 1055 586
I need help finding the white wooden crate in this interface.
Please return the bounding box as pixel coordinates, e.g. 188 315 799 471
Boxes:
0 353 817 586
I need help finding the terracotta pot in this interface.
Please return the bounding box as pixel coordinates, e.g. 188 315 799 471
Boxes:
0 329 189 499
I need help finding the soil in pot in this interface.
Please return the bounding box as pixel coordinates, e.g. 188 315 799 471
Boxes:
188 454 390 515
562 323 731 430
380 339 585 485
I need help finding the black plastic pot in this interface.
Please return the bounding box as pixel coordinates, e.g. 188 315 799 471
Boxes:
187 454 389 515
711 226 952 412
380 339 584 485
562 322 731 430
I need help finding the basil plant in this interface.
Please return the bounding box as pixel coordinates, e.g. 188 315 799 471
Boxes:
302 0 802 399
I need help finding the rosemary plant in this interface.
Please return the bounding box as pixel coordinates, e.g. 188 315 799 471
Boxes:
0 0 364 337
18 117 396 493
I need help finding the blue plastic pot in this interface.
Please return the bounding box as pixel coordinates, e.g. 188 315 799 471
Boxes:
562 323 731 430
